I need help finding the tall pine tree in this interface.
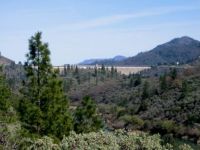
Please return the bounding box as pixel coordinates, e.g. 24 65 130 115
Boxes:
19 32 72 138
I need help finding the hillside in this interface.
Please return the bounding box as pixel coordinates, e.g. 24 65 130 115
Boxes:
119 36 200 66
0 52 15 65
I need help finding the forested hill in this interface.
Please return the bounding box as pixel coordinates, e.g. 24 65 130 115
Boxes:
119 36 200 66
79 55 127 65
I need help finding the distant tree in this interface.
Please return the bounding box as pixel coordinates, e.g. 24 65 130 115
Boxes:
134 74 142 87
142 81 150 100
160 74 168 91
180 80 189 99
111 66 114 78
129 77 134 88
74 65 79 75
137 81 150 112
94 66 98 85
19 32 73 138
170 68 177 80
88 71 91 84
0 66 11 112
74 96 103 133
74 66 80 84
67 64 71 72
114 68 118 78
63 65 67 76
101 64 106 75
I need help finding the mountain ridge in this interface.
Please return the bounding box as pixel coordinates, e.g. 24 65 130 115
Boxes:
79 55 127 65
119 36 200 66
79 36 200 66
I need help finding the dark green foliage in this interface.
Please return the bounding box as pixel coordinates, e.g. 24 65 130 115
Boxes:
94 66 98 85
170 68 177 80
63 65 67 76
19 32 72 138
129 74 141 88
74 65 79 75
0 67 11 111
160 74 168 91
141 81 150 100
74 96 103 133
129 78 134 87
134 74 142 87
180 80 189 99
111 66 114 78
101 64 106 75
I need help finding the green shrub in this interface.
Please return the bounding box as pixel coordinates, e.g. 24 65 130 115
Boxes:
120 115 144 129
15 130 194 149
178 144 193 150
157 120 177 134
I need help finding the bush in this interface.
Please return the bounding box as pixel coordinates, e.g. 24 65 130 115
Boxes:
178 144 193 150
156 120 177 134
119 115 144 129
7 130 193 149
61 130 172 150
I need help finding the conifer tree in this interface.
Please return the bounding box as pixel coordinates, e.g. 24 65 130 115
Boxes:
67 64 71 72
170 68 177 80
180 80 189 99
111 66 114 78
63 65 67 76
142 81 150 100
19 32 72 138
94 66 98 85
0 67 11 112
160 74 167 91
101 64 106 75
129 77 134 88
74 96 103 133
134 74 142 87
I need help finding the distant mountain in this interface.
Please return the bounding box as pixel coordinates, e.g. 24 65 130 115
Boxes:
119 36 200 66
112 55 127 61
0 52 15 65
79 55 127 65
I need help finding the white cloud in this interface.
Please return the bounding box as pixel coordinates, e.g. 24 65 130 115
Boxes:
52 5 200 31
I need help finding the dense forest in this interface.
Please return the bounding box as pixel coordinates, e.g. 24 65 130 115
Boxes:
1 32 200 149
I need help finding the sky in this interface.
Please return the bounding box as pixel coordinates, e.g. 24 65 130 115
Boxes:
0 0 200 65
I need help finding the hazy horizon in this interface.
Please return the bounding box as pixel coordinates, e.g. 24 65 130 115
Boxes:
0 0 200 65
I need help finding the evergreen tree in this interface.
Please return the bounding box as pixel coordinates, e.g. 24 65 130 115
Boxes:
67 64 71 72
160 74 167 91
74 65 79 75
180 80 189 99
74 66 80 84
134 74 142 87
137 81 150 112
74 96 103 133
170 68 177 80
19 32 72 138
0 67 11 112
63 65 67 76
129 77 134 88
101 64 106 75
94 66 98 85
142 81 150 100
111 66 114 78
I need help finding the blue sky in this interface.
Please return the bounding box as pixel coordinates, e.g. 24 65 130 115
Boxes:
0 0 200 65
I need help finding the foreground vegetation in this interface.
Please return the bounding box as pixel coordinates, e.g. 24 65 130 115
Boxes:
1 129 193 150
